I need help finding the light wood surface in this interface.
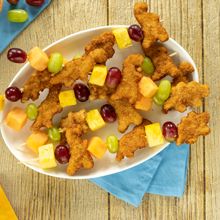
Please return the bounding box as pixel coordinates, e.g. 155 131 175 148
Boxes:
0 0 219 219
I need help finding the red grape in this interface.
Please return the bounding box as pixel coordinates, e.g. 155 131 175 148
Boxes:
55 145 70 164
162 121 178 142
7 0 19 4
26 0 45 6
100 104 117 123
74 83 90 102
5 86 22 102
106 67 122 89
7 48 27 63
128 24 144 42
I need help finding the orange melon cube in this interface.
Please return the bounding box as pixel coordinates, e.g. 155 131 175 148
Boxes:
138 76 158 98
5 107 27 131
88 137 107 159
135 96 152 112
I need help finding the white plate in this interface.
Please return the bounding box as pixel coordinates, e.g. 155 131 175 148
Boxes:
0 25 198 179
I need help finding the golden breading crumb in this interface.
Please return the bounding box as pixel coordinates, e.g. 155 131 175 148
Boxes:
111 54 144 104
134 2 169 50
176 111 210 145
89 84 115 100
109 99 143 133
31 85 62 131
116 119 151 161
163 81 209 112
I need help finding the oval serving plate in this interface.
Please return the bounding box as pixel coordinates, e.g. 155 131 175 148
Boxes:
0 25 198 179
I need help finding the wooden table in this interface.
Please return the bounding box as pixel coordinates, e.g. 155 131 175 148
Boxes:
0 0 219 219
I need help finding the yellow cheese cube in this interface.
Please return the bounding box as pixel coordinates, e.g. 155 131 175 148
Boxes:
59 90 77 108
138 76 158 98
88 137 107 159
86 109 105 131
5 107 27 131
38 144 57 169
145 123 165 147
0 185 18 220
89 65 108 86
135 96 152 112
26 132 48 153
0 95 4 111
28 47 49 71
112 28 132 49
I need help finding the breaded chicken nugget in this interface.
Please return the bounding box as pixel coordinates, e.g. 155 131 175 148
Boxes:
89 84 115 100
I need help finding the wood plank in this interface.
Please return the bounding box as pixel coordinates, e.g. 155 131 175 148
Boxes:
108 0 204 219
203 1 220 219
0 0 108 220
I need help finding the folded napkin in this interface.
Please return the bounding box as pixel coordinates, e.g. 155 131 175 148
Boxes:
91 143 189 207
0 0 51 53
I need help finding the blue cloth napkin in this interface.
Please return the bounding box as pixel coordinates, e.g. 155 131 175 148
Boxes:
0 0 51 53
91 143 189 207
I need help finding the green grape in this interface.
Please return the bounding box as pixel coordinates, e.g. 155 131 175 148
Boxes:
153 95 164 106
106 135 118 153
26 103 38 121
8 9 29 23
48 127 61 142
141 57 155 75
157 80 171 101
48 53 63 74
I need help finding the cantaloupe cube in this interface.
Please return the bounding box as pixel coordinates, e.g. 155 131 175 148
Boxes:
89 65 108 86
0 95 4 111
5 107 27 131
88 137 107 159
28 47 49 71
135 96 152 112
38 144 57 169
145 123 164 147
26 132 48 153
138 77 158 98
112 28 132 49
86 109 105 131
59 90 77 108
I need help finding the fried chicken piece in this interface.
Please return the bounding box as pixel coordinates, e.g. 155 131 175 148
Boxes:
134 2 169 50
176 111 210 145
163 81 209 112
31 85 62 131
172 62 195 85
144 43 181 81
111 54 144 104
109 99 143 133
22 69 52 102
116 119 151 161
61 110 94 175
89 84 115 100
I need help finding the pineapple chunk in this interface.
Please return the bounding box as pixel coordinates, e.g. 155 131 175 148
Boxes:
89 65 108 86
138 76 158 98
59 90 77 108
86 109 105 131
5 107 27 131
26 132 48 153
38 144 57 169
28 47 49 71
145 123 164 147
135 96 152 112
88 137 107 159
112 28 132 49
0 95 4 111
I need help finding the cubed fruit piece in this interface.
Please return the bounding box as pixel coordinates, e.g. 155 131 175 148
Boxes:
89 65 108 86
26 132 48 154
0 95 4 111
38 144 57 169
88 137 107 159
145 123 165 147
5 107 27 131
86 109 106 131
28 47 49 71
135 96 152 112
59 90 77 108
0 185 18 220
112 28 132 49
138 76 158 98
